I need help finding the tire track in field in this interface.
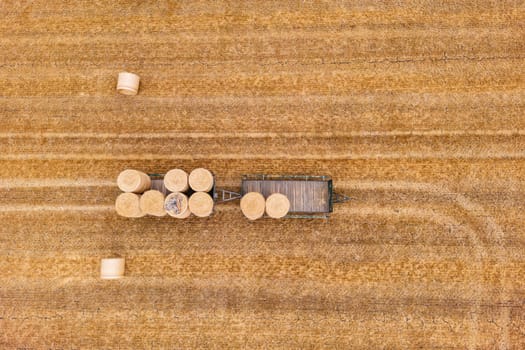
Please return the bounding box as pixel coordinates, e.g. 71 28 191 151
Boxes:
1 130 524 139
3 91 524 107
0 308 481 349
338 204 484 348
4 93 524 134
5 44 522 69
337 180 503 243
2 152 524 161
2 60 523 98
1 131 523 162
1 26 520 42
0 204 113 212
2 9 523 35
336 180 508 349
0 178 114 188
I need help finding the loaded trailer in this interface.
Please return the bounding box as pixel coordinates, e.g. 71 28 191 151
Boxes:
147 172 349 219
115 168 350 219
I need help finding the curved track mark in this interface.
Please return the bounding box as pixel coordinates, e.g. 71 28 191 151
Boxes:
1 152 525 161
336 180 508 349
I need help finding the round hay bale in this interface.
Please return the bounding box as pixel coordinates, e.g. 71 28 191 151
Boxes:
117 169 151 193
117 72 140 95
188 191 214 217
240 192 266 220
164 192 190 219
265 193 290 219
115 192 144 218
100 258 125 279
164 168 189 192
139 190 167 217
188 168 214 192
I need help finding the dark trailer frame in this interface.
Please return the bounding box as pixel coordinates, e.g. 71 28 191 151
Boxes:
241 174 349 218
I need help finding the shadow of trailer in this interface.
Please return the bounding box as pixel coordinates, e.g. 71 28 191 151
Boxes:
239 174 350 218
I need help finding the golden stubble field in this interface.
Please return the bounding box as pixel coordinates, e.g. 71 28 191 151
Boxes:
1 1 524 349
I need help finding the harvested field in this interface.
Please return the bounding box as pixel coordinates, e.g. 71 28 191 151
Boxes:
1 1 525 349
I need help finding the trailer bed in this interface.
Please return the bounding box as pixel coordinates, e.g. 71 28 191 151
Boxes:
241 175 332 217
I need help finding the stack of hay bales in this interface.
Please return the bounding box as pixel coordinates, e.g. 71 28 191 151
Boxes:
163 168 192 219
163 167 216 218
187 168 215 218
115 169 152 218
115 169 167 218
115 168 215 219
